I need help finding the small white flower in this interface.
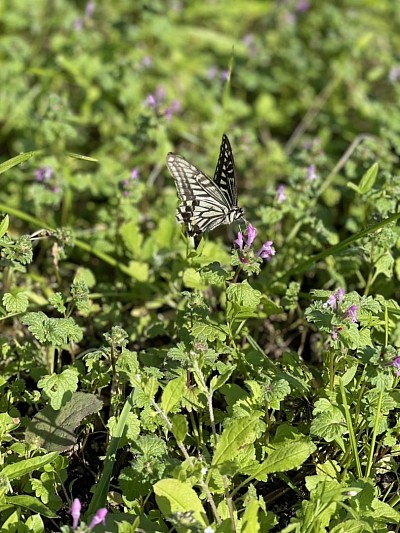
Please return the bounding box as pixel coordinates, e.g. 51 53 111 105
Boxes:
204 527 214 533
201 467 208 475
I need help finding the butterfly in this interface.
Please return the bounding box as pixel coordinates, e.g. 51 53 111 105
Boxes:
166 134 245 238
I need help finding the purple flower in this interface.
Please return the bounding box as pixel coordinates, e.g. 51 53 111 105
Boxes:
332 329 338 341
323 293 338 310
242 34 257 57
243 34 254 47
337 288 344 303
141 55 153 67
130 168 139 180
246 224 257 248
85 0 96 18
207 66 218 80
35 166 53 182
307 164 317 181
164 99 182 121
276 184 287 202
71 498 81 530
221 69 230 81
155 86 165 102
74 17 83 31
88 508 108 531
345 305 358 323
233 224 275 264
145 94 157 108
296 0 311 12
257 241 276 260
389 67 400 82
391 356 400 376
234 231 244 251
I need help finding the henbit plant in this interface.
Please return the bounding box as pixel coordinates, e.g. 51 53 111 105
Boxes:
2 1 400 532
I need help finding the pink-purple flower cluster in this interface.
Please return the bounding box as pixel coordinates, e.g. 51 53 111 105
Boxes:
276 184 287 202
74 0 96 31
391 356 400 376
145 86 181 121
234 224 275 265
34 166 61 194
323 288 359 341
206 66 230 81
35 166 53 182
71 498 107 531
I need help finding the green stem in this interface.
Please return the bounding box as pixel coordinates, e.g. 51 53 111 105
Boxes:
339 378 362 478
365 389 383 478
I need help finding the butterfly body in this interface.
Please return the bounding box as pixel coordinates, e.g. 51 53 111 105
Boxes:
166 134 244 237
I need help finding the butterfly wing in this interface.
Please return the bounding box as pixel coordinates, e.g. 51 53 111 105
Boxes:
166 153 232 236
213 134 237 207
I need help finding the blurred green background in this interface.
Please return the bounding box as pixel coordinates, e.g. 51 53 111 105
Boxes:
1 0 400 287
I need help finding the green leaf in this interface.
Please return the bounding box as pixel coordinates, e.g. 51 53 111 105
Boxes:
212 415 259 467
21 312 83 346
0 151 41 175
374 252 394 278
38 368 79 410
2 452 59 481
371 497 400 523
358 162 378 194
127 261 149 282
25 392 103 452
4 495 58 519
171 414 188 444
192 320 228 342
255 438 316 476
210 364 235 392
154 478 208 527
108 412 140 448
49 293 66 314
160 375 186 415
347 182 361 193
25 514 45 533
183 268 203 289
3 291 29 313
0 215 9 238
242 499 261 532
264 379 291 410
119 220 143 257
67 152 98 162
330 519 373 533
311 399 346 443
226 280 262 310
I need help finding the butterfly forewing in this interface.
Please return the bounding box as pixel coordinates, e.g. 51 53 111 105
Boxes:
167 155 231 208
213 134 237 207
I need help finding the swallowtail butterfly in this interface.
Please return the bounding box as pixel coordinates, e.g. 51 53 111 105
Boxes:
166 134 244 238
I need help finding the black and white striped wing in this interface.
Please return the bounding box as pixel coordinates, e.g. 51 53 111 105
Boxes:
166 153 232 236
213 134 237 207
